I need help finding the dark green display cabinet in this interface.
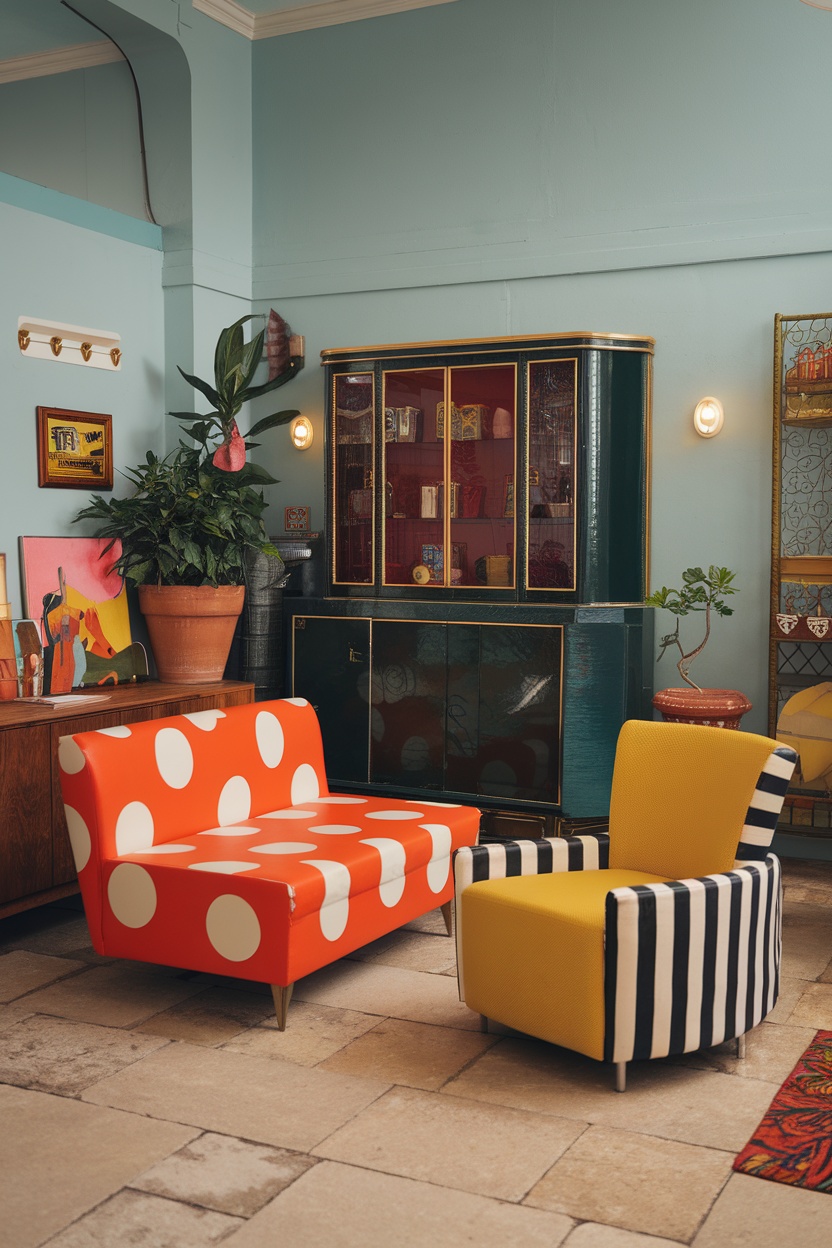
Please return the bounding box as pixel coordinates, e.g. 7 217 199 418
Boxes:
289 332 654 831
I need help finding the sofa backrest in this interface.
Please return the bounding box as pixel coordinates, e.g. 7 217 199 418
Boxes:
58 697 329 939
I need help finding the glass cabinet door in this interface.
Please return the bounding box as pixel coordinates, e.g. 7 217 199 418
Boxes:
333 372 374 585
382 363 517 588
448 364 516 589
527 359 577 592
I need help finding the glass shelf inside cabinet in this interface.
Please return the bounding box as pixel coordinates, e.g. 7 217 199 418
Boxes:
527 359 577 591
333 372 374 584
383 368 445 586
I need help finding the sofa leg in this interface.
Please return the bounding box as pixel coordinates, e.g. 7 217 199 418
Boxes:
614 1061 627 1092
440 900 453 936
270 983 294 1031
736 1032 746 1060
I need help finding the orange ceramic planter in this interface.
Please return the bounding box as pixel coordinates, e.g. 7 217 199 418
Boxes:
652 687 753 730
139 584 245 684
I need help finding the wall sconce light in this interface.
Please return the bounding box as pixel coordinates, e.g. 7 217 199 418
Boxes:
693 396 724 438
290 415 314 451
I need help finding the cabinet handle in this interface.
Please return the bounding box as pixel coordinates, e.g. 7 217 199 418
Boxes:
348 645 364 663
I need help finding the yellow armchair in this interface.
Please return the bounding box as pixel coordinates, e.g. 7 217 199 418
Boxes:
454 719 797 1090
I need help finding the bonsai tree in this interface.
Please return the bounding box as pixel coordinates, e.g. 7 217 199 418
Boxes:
645 565 738 692
75 315 302 587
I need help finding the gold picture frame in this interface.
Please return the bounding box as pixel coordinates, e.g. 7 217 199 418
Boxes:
36 406 113 490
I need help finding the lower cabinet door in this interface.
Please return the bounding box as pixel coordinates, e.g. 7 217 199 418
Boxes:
371 620 447 789
290 615 371 785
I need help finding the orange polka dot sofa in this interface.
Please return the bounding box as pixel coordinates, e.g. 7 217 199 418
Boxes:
58 696 481 1027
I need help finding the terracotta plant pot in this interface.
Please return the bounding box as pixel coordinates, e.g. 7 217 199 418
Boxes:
652 687 752 730
138 584 245 684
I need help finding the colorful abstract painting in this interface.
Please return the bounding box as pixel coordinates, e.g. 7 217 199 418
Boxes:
20 536 147 693
733 1029 832 1192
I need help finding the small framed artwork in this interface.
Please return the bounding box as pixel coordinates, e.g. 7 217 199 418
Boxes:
284 505 310 531
36 407 113 490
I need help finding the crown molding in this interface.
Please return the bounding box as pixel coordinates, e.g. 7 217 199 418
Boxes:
0 40 123 85
193 0 458 39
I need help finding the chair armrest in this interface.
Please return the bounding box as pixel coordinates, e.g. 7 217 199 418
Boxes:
453 835 609 1000
603 855 782 1065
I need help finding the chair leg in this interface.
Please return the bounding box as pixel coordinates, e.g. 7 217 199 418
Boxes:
440 900 453 936
614 1061 627 1092
270 983 294 1031
736 1032 746 1060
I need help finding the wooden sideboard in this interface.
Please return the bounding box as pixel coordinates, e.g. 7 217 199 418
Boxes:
0 680 254 919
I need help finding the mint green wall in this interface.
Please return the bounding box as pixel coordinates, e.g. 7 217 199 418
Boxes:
0 191 164 618
248 0 832 741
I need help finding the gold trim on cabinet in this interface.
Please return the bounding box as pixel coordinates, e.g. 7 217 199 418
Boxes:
322 331 655 362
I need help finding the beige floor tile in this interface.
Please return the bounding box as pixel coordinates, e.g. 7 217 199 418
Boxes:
319 1016 497 1089
224 1000 384 1066
786 981 832 1030
18 961 212 1027
0 1001 33 1032
0 1013 170 1094
134 984 275 1045
222 1160 575 1248
132 1130 317 1216
692 1172 832 1247
781 904 832 980
44 1188 242 1247
0 1084 198 1248
446 1037 781 1152
313 1084 585 1201
82 1039 390 1151
673 1020 817 1084
294 959 480 1030
0 949 87 1002
526 1123 731 1241
764 975 813 1023
563 1225 684 1247
818 957 832 984
347 928 457 973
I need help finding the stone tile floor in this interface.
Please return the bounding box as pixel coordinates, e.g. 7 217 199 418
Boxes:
1 858 831 1247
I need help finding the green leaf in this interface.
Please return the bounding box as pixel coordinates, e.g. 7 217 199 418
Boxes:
244 409 300 438
177 366 220 409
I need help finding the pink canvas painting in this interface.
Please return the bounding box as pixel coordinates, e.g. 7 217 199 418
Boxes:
20 536 146 693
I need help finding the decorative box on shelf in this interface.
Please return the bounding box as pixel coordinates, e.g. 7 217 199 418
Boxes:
475 554 512 586
385 406 423 442
436 402 490 441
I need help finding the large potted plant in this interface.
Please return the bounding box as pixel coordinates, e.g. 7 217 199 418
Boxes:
76 315 301 683
645 565 751 728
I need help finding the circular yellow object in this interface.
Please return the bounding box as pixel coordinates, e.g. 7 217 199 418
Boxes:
412 564 431 585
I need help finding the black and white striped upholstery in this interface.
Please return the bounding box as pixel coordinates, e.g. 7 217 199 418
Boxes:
453 729 798 1073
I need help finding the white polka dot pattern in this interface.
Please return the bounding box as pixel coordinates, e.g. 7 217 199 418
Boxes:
115 801 155 856
154 727 194 789
283 697 309 707
135 844 195 855
366 809 425 821
198 826 262 837
309 824 362 836
96 725 132 738
58 736 86 775
206 894 261 961
255 711 285 769
317 796 367 805
291 763 320 805
421 823 453 892
218 776 252 826
301 859 351 940
182 709 226 730
63 804 91 871
360 837 406 907
261 809 316 819
108 863 157 927
188 861 259 874
413 800 461 808
250 842 318 854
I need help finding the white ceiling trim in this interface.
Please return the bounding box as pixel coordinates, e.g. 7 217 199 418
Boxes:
193 0 459 39
0 40 124 85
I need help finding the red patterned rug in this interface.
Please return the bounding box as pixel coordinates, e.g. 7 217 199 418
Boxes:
733 1029 832 1192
